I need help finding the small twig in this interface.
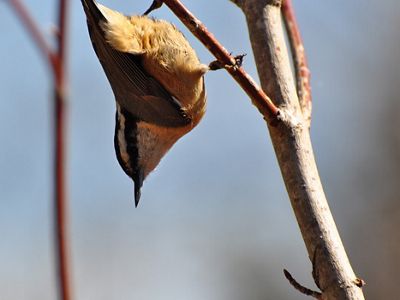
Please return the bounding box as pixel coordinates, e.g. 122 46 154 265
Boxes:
353 278 366 288
8 0 58 75
281 0 312 127
283 269 322 299
55 0 67 85
145 0 279 123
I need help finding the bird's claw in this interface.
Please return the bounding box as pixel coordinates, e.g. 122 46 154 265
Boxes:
143 0 163 16
208 53 246 71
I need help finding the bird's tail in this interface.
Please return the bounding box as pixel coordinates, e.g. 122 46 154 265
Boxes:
81 0 105 25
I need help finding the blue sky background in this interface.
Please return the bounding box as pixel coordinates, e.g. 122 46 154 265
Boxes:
1 0 400 299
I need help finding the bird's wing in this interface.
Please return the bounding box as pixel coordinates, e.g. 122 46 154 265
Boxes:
81 0 191 127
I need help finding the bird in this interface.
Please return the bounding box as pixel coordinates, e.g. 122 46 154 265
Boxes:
81 0 208 206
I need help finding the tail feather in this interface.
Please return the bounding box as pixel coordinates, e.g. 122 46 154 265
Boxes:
81 0 109 62
81 0 106 26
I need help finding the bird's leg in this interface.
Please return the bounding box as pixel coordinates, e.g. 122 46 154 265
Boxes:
143 0 163 16
208 54 246 71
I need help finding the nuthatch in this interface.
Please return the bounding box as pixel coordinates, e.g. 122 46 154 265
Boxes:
81 0 208 206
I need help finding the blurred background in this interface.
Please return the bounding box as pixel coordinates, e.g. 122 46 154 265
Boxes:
1 0 399 299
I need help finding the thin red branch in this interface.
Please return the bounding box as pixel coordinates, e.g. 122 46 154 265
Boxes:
161 0 279 122
54 1 71 300
8 0 58 75
7 0 71 299
54 87 70 300
55 0 68 85
281 0 312 126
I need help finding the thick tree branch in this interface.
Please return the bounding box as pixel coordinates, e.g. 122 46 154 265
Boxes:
232 0 365 299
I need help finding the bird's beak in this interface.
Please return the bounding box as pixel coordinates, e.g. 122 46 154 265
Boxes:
134 170 144 207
